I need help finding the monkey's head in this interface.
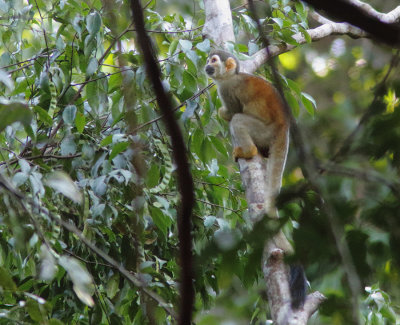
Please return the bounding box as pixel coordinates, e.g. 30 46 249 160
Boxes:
205 50 239 80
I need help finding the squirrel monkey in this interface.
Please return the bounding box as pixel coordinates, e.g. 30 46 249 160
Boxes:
205 50 306 308
205 50 289 215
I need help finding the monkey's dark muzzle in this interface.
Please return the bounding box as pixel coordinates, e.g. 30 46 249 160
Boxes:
205 65 215 76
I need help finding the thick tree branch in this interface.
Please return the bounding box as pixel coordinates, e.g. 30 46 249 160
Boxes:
202 0 235 47
263 249 325 325
130 1 195 324
241 3 400 73
301 0 400 46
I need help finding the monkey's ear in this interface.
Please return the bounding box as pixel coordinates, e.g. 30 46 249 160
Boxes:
225 57 237 72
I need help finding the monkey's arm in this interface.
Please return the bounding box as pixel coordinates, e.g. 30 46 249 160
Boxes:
218 106 234 121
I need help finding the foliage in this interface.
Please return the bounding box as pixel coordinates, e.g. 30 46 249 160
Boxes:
0 0 399 324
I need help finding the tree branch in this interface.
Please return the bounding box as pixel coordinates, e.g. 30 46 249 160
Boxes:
301 0 400 46
247 0 362 322
241 3 400 73
130 1 195 324
202 0 235 47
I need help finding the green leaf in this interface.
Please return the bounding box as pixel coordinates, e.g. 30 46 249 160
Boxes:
46 171 83 204
13 172 29 187
86 80 99 112
286 78 301 95
285 91 300 117
301 92 317 116
191 128 203 158
0 266 17 291
272 18 283 28
39 245 57 281
146 163 161 188
295 1 308 20
204 216 216 228
300 28 311 43
86 11 101 35
75 111 86 133
179 39 192 52
59 256 94 307
26 299 46 322
196 39 210 53
60 136 77 155
109 141 129 160
0 101 32 132
169 39 179 55
183 70 197 93
0 69 14 91
62 105 77 125
100 135 113 146
86 57 98 77
149 206 171 238
279 29 299 46
34 105 53 126
106 273 119 299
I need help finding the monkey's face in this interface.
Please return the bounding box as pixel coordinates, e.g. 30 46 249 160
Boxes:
205 54 237 80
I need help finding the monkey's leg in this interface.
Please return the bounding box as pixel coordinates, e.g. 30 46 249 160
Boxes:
230 113 272 160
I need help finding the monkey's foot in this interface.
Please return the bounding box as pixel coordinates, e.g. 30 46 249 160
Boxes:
233 145 258 160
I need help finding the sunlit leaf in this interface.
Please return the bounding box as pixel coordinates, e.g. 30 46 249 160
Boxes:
196 39 210 53
301 92 317 116
58 256 94 307
60 136 77 155
39 245 57 281
179 39 192 52
86 57 98 77
46 171 83 204
86 11 101 35
0 69 14 91
62 105 77 125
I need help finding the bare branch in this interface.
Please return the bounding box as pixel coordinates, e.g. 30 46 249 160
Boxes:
338 0 400 24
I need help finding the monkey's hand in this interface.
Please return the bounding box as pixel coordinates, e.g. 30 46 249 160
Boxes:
218 106 234 121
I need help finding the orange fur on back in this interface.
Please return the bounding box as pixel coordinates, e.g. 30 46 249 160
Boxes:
241 75 286 127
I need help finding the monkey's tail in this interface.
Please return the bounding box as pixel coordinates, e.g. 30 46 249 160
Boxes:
289 264 308 309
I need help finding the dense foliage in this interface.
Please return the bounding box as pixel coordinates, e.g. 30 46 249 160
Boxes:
0 0 399 323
